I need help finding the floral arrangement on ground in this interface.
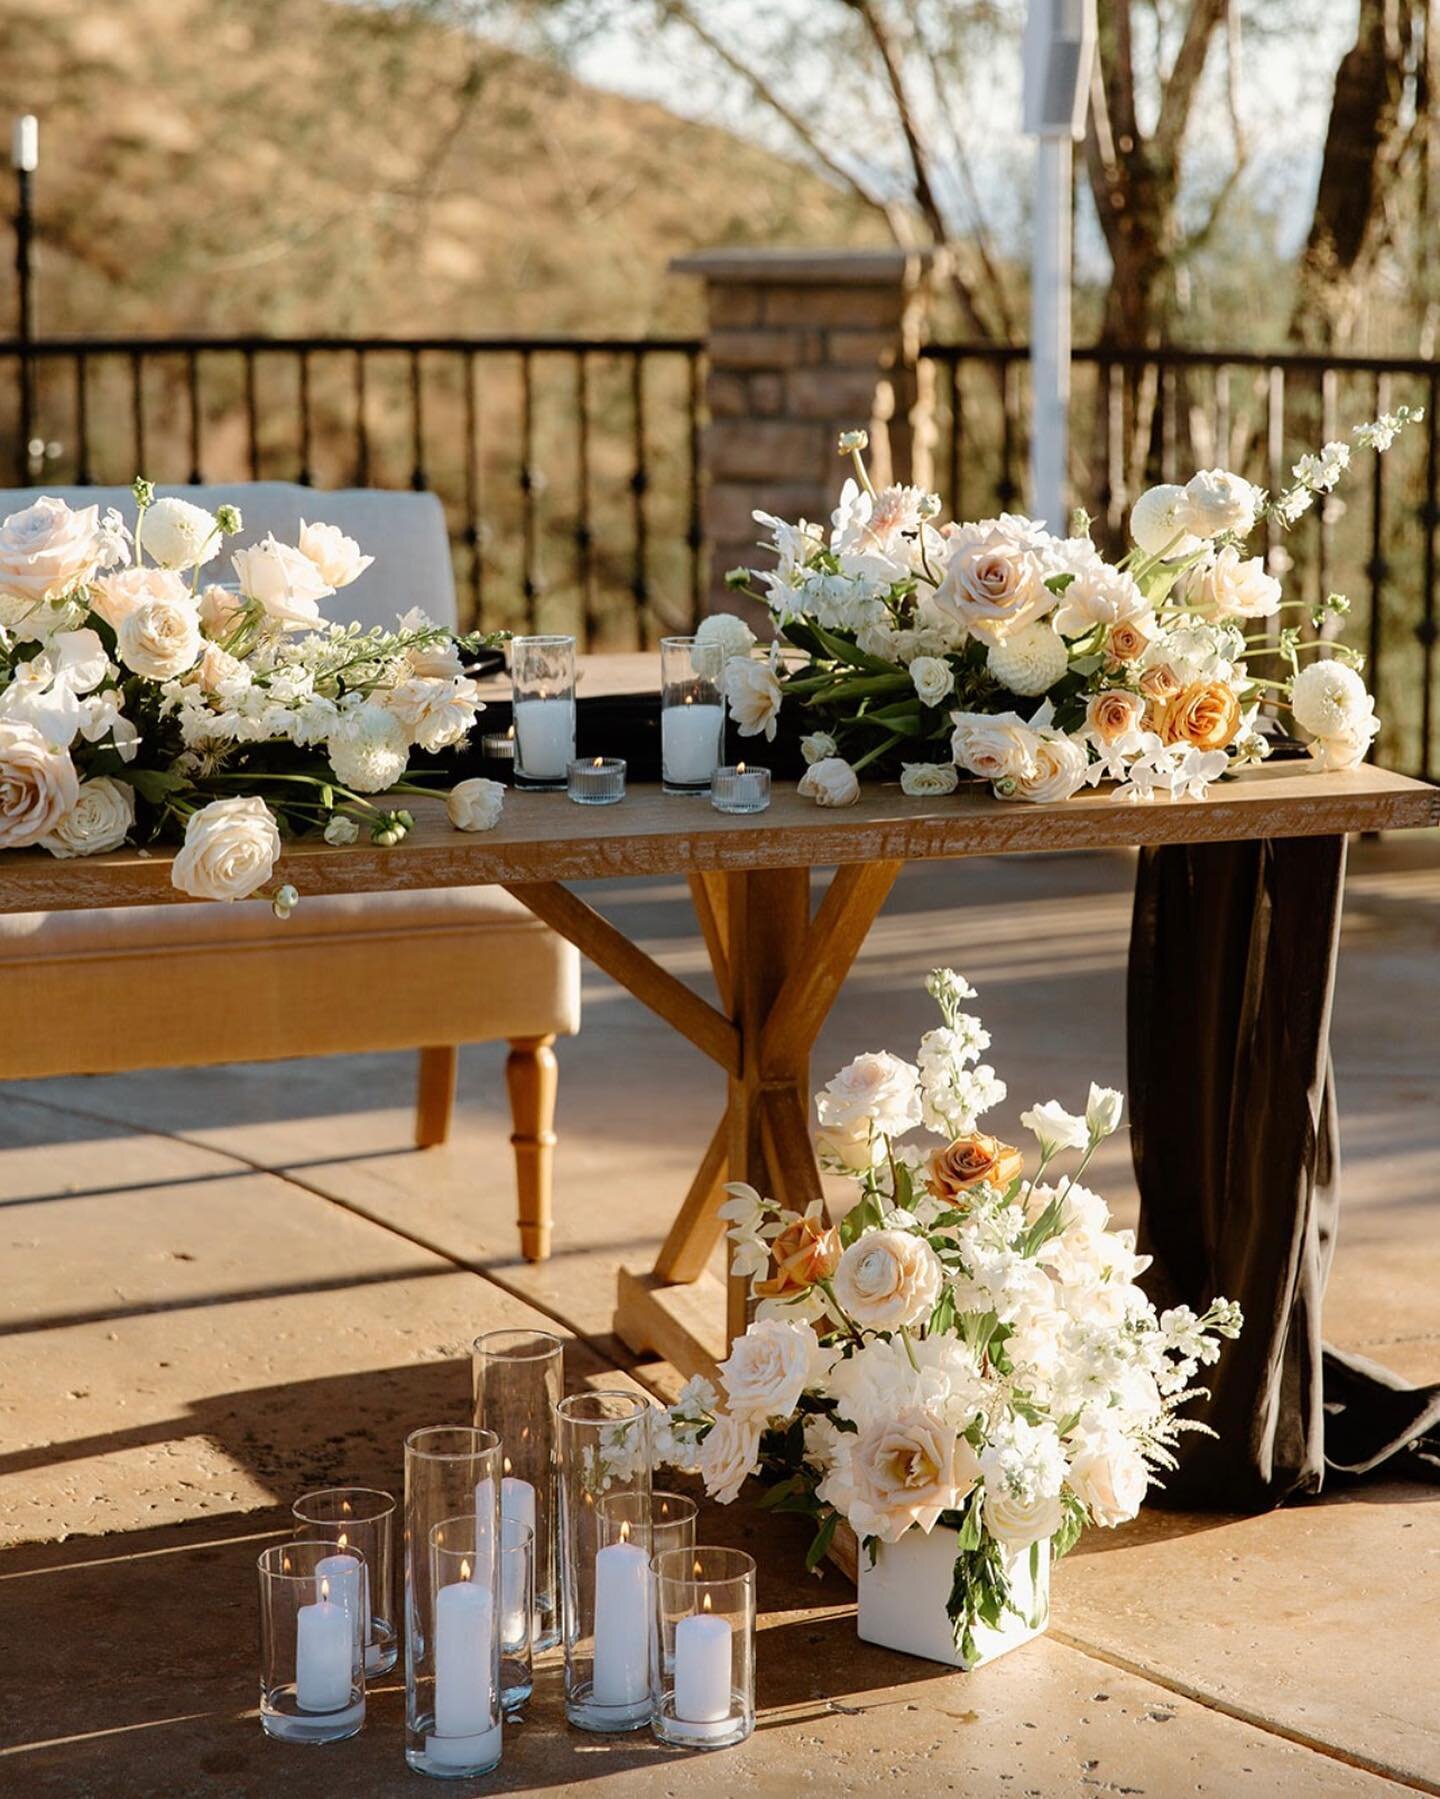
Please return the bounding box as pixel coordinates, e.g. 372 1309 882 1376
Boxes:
0 483 508 907
711 408 1423 808
655 969 1243 1659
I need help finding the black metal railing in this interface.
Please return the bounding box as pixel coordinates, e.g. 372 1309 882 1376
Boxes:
0 333 705 649
923 342 1440 779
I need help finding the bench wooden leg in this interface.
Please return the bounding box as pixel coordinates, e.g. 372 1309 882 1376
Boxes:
507 1035 558 1263
415 1045 458 1147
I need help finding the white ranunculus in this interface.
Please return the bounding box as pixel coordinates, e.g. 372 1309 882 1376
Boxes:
797 756 859 808
1182 468 1260 540
231 536 334 631
723 656 784 741
1085 1083 1124 1138
1290 659 1370 737
718 1318 820 1422
909 655 955 708
1003 732 1088 804
117 595 202 680
846 1407 980 1542
0 720 80 847
950 710 1038 784
1067 1426 1148 1528
90 564 193 632
817 1050 921 1138
984 1485 1064 1547
832 1229 943 1331
900 762 959 798
386 674 482 752
323 813 359 845
1128 484 1201 560
0 496 104 604
695 1410 763 1504
297 520 374 589
694 610 757 666
170 796 281 901
327 704 409 793
1021 1099 1090 1155
1180 545 1281 620
138 497 221 571
800 730 837 765
38 775 135 859
447 777 505 832
987 624 1068 697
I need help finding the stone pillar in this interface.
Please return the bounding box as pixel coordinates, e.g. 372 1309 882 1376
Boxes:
671 247 945 617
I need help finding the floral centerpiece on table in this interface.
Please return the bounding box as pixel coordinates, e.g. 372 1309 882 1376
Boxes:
656 969 1242 1663
0 483 508 909
718 409 1422 808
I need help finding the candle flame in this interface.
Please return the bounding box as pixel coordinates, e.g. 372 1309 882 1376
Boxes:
503 1456 512 1476
341 1498 352 1516
505 725 514 740
320 1577 331 1602
702 1591 713 1614
736 762 746 775
461 1557 472 1583
593 757 603 768
338 1530 348 1551
619 1520 631 1544
693 1559 704 1579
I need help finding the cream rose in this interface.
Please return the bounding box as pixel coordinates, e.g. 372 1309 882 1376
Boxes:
1067 1428 1148 1528
198 582 246 638
847 1407 981 1542
38 775 135 859
816 1050 920 1138
814 1122 884 1174
0 720 80 847
170 796 281 901
138 497 221 571
90 564 192 632
908 655 955 708
932 521 1054 642
797 756 859 808
984 1485 1064 1547
231 536 334 631
718 1318 821 1420
723 656 784 741
949 710 1038 784
800 730 838 765
0 497 103 604
1181 545 1281 620
1002 733 1088 804
832 1229 943 1331
117 595 202 680
1084 689 1146 748
1307 714 1379 770
447 777 505 832
298 520 374 589
899 762 959 798
695 1410 762 1504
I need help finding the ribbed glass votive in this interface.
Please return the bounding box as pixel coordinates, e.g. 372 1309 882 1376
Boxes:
567 756 626 805
710 764 771 813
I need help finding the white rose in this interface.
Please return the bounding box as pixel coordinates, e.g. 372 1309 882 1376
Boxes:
1067 1428 1148 1528
1307 714 1379 770
170 796 281 901
723 656 783 740
0 720 80 847
847 1407 982 1543
986 623 1068 697
138 497 221 571
90 564 193 632
797 756 859 807
800 730 837 765
832 1229 943 1331
815 1121 884 1173
198 582 246 639
1182 468 1260 540
38 776 135 859
695 610 757 666
387 674 482 752
297 519 374 589
950 710 1038 783
0 496 103 604
1180 545 1281 620
900 762 959 797
718 1318 820 1421
931 519 1055 641
447 777 505 832
117 595 202 680
909 655 955 708
1021 1099 1090 1155
817 1050 921 1137
193 639 243 694
984 1486 1064 1546
231 536 334 631
327 704 409 793
1002 732 1088 804
695 1410 762 1505
1290 659 1370 737
1128 484 1201 560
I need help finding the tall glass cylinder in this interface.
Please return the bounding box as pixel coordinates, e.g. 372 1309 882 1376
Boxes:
511 635 576 789
405 1427 503 1778
650 1546 756 1750
472 1328 563 1652
256 1539 366 1744
661 636 726 794
291 1487 397 1677
556 1390 654 1731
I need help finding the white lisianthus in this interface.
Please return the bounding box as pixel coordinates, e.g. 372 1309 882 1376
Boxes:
1085 1083 1124 1138
797 756 859 807
1182 468 1260 540
718 1319 822 1422
800 730 838 765
117 595 202 681
695 1410 763 1504
950 710 1038 784
1128 484 1201 559
1021 1099 1089 1155
232 536 334 632
909 655 955 708
327 704 409 793
1050 547 1148 635
38 776 135 859
723 655 783 741
0 719 80 847
323 813 360 845
695 610 757 666
986 623 1067 697
1180 545 1281 620
297 520 373 589
1067 1424 1148 1528
170 796 281 901
1289 659 1371 737
446 777 505 832
138 497 221 571
816 1050 921 1138
832 1230 942 1331
1002 733 1088 804
0 496 104 605
900 762 959 797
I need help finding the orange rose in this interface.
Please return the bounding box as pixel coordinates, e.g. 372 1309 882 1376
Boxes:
1139 664 1183 732
1085 688 1145 747
1106 618 1152 664
927 1132 1025 1202
753 1210 842 1297
1158 679 1241 752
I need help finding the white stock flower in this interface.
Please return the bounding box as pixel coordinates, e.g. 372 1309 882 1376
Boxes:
800 730 837 765
1128 484 1201 559
1179 545 1281 621
695 1410 762 1504
1085 1083 1124 1138
832 1229 942 1331
170 796 281 901
817 1051 920 1138
117 595 202 680
980 1414 1067 1546
138 497 221 571
1293 441 1351 492
327 704 409 793
1021 1100 1089 1156
0 497 104 605
0 720 80 847
38 776 134 859
723 656 783 741
446 777 505 832
797 756 859 807
949 710 1039 784
717 1318 821 1422
1182 468 1260 540
695 610 757 665
231 536 334 631
900 762 959 798
909 655 955 708
297 520 373 588
846 1407 981 1543
986 624 1068 697
1290 659 1371 737
323 813 359 845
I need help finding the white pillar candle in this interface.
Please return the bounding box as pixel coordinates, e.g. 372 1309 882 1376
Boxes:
315 1551 363 1624
674 1606 732 1725
591 1537 651 1707
428 1565 501 1767
500 1474 536 1644
515 698 575 780
662 702 724 785
295 1584 352 1713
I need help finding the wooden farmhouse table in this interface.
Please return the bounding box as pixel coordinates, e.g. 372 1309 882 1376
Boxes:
3 725 1436 1388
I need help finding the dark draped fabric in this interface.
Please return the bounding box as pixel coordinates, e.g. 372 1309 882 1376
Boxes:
1128 836 1440 1510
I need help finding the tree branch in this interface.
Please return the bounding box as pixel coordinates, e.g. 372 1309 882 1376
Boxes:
1155 0 1228 163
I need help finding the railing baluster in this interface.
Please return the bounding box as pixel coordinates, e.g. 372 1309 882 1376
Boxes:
73 351 91 485
948 357 963 518
686 348 704 633
575 353 597 649
1160 364 1179 481
997 360 1018 513
297 348 313 486
520 349 539 633
463 349 482 629
1367 371 1389 760
244 349 260 480
353 349 370 486
185 349 203 483
1214 364 1231 472
1105 361 1125 531
630 350 650 648
130 350 146 474
409 347 426 492
1317 365 1337 611
1421 370 1439 780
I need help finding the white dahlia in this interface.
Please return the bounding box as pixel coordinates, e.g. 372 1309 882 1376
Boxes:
327 704 410 793
986 623 1068 697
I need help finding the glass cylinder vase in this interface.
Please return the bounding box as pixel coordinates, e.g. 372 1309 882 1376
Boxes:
556 1389 654 1731
256 1539 366 1744
650 1546 756 1751
291 1486 397 1677
471 1327 563 1652
404 1426 503 1778
660 636 726 794
511 635 576 789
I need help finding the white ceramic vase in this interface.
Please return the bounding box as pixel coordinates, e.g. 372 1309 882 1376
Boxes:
856 1525 1050 1670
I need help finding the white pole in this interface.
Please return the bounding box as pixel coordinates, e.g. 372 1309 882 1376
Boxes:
1030 133 1071 531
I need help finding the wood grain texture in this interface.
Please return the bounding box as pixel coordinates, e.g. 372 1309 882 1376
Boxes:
4 764 1433 915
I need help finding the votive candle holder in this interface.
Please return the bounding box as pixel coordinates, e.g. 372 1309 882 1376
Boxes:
498 1517 535 1714
710 764 771 814
567 756 626 805
291 1486 397 1677
257 1539 366 1745
650 1546 756 1751
472 1327 563 1652
511 635 576 789
661 636 726 794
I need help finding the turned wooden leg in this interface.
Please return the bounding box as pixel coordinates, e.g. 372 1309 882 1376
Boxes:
415 1045 458 1148
507 1035 558 1263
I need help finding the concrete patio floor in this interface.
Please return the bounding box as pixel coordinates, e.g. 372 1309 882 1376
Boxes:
1 839 1437 1797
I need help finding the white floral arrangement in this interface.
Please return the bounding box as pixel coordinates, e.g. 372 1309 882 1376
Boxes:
719 410 1423 806
656 969 1242 1660
0 483 508 907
